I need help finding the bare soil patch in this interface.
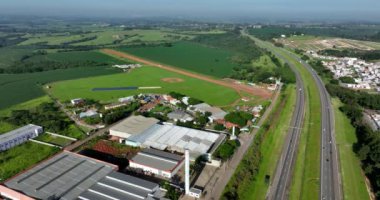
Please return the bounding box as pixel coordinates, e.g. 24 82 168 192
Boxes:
161 77 184 83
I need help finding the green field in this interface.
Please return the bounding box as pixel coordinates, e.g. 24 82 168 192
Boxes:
0 47 34 68
19 33 89 46
332 99 370 200
0 96 51 117
119 42 239 77
0 142 60 181
49 66 240 106
0 66 119 109
26 50 124 64
240 84 297 199
36 134 74 147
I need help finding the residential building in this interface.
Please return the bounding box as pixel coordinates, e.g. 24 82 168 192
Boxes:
70 98 84 106
129 148 184 178
79 110 99 119
0 124 43 152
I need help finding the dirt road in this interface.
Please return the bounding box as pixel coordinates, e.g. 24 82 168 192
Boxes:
101 49 272 99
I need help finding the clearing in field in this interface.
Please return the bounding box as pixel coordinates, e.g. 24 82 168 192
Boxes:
49 66 241 106
118 41 239 78
161 77 184 83
278 35 380 51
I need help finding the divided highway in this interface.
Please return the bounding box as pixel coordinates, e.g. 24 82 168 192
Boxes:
292 54 342 200
244 32 341 200
265 48 306 200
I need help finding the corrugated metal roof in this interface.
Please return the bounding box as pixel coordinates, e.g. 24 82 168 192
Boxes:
110 116 159 137
0 124 42 143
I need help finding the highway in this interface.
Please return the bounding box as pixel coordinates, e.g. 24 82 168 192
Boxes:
290 53 342 200
264 47 306 200
244 31 341 200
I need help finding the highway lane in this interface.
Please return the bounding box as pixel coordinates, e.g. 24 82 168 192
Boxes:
244 31 341 200
266 49 306 200
242 31 306 200
283 51 342 200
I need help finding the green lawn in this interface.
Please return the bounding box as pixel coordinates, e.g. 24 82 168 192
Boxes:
0 121 17 134
0 47 34 68
0 142 60 181
240 84 297 199
0 96 51 117
35 134 74 147
50 66 240 106
0 66 119 109
118 41 239 78
332 99 370 200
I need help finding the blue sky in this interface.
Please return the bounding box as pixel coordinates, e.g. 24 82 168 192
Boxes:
0 0 379 21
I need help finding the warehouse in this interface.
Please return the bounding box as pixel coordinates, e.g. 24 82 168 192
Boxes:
0 124 43 152
129 148 184 178
0 151 163 200
109 115 159 143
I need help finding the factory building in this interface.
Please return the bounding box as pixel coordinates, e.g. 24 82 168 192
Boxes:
109 116 225 159
0 124 43 152
0 151 164 200
129 148 184 179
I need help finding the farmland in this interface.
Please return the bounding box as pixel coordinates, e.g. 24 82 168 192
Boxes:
0 141 60 181
25 50 124 63
119 41 239 77
0 66 119 109
0 47 34 68
49 66 241 106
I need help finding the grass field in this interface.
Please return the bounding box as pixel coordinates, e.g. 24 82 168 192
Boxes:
118 41 239 77
0 121 17 134
49 66 240 106
239 84 297 199
19 29 191 46
0 66 119 110
0 47 34 68
26 50 124 64
332 99 370 200
0 96 51 117
35 134 74 147
0 141 60 181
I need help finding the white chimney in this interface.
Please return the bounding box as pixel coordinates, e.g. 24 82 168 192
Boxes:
230 126 237 140
185 149 190 195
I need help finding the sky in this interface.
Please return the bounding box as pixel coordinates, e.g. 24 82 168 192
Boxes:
0 0 379 22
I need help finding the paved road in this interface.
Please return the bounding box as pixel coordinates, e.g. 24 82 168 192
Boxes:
201 84 283 200
244 31 341 200
291 54 342 200
266 49 306 200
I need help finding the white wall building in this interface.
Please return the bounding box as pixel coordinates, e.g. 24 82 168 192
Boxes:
0 124 43 152
129 148 184 179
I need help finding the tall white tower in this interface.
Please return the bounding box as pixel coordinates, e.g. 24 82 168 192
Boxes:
230 126 237 140
185 149 190 195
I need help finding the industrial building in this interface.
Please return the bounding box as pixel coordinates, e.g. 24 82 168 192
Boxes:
0 124 43 152
129 148 184 178
109 115 159 143
109 116 225 159
0 151 164 200
188 103 227 123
